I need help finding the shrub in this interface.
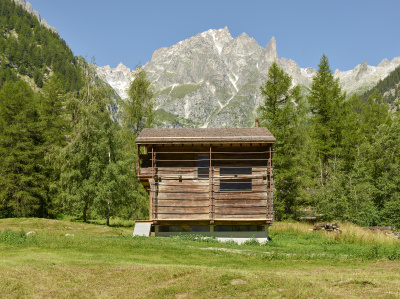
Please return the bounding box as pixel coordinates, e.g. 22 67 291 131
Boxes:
242 237 261 246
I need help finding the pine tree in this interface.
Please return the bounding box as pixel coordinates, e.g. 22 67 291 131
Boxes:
259 62 306 219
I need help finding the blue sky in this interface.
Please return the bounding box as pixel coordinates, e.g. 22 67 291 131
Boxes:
29 0 399 71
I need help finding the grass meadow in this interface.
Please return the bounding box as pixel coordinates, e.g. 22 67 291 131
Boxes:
1 218 400 298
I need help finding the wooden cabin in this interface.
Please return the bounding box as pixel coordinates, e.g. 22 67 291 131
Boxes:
135 127 275 243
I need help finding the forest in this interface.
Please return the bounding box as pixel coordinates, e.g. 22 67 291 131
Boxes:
260 58 400 226
0 0 399 227
0 0 150 224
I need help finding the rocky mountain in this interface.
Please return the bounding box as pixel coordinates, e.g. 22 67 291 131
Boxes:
12 0 58 34
335 58 400 95
96 63 132 100
97 27 400 128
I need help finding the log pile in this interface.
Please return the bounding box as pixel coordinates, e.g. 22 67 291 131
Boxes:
313 222 341 232
363 226 395 233
363 226 400 239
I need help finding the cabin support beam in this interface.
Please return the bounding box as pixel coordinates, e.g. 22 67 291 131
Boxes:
209 145 214 221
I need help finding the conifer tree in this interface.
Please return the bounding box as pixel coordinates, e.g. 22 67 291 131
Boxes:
92 119 136 225
123 66 154 135
38 75 69 216
0 80 45 217
360 89 392 142
353 116 400 226
58 63 138 223
259 62 306 219
58 64 111 222
307 54 346 186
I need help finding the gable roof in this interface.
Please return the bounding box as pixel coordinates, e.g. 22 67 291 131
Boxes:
135 127 276 144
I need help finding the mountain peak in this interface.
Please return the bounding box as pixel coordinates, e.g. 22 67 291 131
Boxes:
113 63 131 75
198 28 233 55
378 58 390 68
265 36 278 61
354 61 369 81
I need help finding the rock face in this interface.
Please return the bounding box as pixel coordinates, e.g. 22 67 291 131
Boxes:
96 63 132 100
12 0 58 35
97 27 400 128
335 59 400 94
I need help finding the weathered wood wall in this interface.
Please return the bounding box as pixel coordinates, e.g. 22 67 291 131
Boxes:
138 144 274 223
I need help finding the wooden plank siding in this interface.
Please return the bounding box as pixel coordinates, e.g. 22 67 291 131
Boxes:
138 144 274 224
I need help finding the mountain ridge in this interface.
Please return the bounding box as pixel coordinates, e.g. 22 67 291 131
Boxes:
12 0 58 34
97 27 400 128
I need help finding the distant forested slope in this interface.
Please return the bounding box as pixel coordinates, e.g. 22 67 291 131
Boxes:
0 0 82 91
361 65 400 105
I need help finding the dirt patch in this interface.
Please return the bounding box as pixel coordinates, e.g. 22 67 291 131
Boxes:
230 279 246 285
200 247 252 254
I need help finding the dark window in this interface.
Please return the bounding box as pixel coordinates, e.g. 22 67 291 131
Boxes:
220 167 252 192
220 167 252 175
198 155 209 178
220 179 252 192
214 225 264 232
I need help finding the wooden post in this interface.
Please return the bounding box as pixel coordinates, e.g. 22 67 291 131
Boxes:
209 145 213 220
153 147 158 220
269 144 273 220
137 145 140 176
151 146 154 173
149 179 154 221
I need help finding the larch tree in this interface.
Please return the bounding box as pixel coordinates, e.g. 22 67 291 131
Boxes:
38 75 69 217
360 89 392 142
119 66 154 220
123 66 154 135
258 61 306 219
307 54 346 186
0 80 45 217
353 115 400 227
57 61 138 224
58 63 117 222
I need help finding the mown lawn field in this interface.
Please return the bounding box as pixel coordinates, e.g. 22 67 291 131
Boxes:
1 218 400 298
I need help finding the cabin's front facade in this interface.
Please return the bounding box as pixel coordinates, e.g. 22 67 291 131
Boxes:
135 127 275 243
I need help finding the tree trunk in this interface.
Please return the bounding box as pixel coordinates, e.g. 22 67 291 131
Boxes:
324 154 329 185
107 196 111 226
318 152 323 186
83 200 88 222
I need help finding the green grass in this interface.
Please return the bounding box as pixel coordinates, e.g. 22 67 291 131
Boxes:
154 108 200 127
170 83 202 99
155 85 173 97
155 83 202 99
1 219 400 298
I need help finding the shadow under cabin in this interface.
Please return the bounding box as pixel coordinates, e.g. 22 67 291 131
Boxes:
134 126 275 244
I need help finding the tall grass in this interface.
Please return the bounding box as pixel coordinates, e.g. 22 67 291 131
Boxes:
271 221 399 245
330 222 399 245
